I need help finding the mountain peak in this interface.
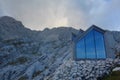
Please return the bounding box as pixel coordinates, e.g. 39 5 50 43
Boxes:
0 16 24 28
0 16 17 22
0 16 32 40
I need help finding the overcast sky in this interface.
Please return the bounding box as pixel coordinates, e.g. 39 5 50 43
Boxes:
0 0 120 30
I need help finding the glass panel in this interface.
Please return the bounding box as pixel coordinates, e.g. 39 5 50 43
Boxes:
94 30 106 59
85 30 96 59
76 38 85 59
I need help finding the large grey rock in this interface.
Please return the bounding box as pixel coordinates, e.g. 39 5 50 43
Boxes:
113 67 120 71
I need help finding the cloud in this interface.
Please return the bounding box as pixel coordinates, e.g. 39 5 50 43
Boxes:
0 0 69 30
0 0 120 30
88 0 120 30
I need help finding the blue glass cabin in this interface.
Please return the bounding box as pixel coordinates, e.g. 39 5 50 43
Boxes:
72 25 107 60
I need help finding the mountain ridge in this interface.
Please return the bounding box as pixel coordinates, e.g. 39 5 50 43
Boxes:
0 16 79 42
0 16 79 80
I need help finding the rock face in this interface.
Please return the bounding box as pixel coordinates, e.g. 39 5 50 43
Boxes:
0 16 78 80
104 31 120 58
0 36 72 80
104 31 116 58
0 16 120 80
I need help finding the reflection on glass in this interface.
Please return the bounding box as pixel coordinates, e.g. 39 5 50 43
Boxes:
94 30 106 58
85 30 96 59
76 29 106 59
76 38 85 59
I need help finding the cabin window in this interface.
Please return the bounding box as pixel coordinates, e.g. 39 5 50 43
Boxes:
75 29 106 59
76 38 85 59
94 30 106 59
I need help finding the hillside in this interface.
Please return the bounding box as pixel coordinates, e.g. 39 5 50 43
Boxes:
0 16 79 80
0 16 120 80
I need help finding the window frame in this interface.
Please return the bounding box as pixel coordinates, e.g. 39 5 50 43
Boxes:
74 29 107 60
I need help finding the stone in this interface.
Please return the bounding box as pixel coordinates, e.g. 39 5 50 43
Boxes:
113 67 120 71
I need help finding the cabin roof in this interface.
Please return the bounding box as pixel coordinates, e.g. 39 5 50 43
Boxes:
73 25 106 42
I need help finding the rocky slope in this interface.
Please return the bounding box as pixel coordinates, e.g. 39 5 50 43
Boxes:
0 38 72 80
49 59 120 80
0 16 78 80
0 16 120 80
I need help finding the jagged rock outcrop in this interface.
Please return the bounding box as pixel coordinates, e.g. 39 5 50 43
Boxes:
0 16 36 40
